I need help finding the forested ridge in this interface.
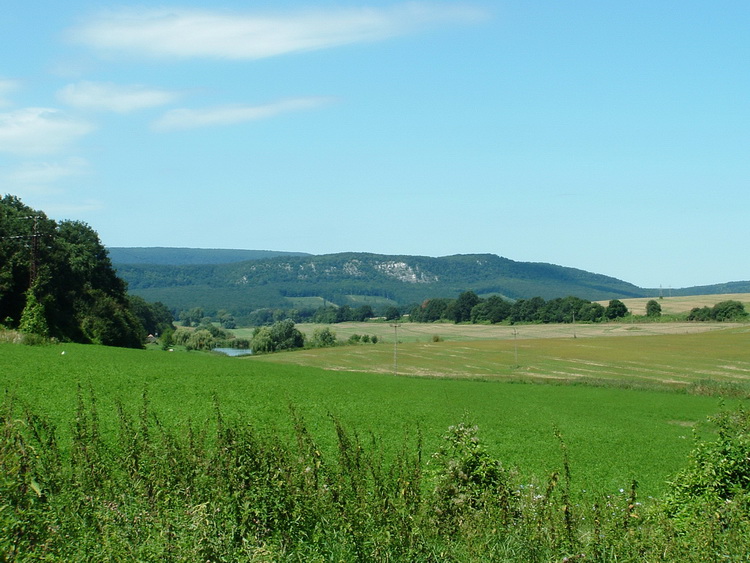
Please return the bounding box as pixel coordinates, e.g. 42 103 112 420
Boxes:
114 251 648 320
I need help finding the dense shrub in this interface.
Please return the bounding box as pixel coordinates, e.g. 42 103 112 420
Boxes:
309 326 337 348
666 407 750 512
688 300 747 322
429 421 515 533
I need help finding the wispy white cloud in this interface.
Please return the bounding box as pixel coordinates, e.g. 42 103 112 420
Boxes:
6 158 90 188
152 97 332 131
70 3 487 60
0 108 95 155
58 81 180 113
0 79 20 107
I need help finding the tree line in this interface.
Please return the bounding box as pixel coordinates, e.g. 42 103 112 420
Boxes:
408 291 629 324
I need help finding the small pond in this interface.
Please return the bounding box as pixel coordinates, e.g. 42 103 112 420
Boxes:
213 347 253 357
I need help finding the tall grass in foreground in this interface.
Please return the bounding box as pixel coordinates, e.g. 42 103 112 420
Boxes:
3 389 750 562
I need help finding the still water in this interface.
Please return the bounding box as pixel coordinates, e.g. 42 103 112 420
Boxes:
213 348 253 357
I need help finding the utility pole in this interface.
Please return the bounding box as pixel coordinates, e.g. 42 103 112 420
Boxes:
390 323 400 375
512 327 519 367
572 310 576 339
0 215 44 288
28 215 40 287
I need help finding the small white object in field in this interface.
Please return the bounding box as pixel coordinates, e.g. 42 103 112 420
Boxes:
61 351 65 355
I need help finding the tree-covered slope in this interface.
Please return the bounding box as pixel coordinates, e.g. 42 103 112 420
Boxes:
667 281 750 296
0 196 145 347
114 251 648 316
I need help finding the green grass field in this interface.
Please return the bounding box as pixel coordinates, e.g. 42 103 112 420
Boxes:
5 323 750 560
1 334 743 498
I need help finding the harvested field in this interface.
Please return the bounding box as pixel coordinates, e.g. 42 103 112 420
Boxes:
597 293 750 315
280 320 741 343
252 324 750 389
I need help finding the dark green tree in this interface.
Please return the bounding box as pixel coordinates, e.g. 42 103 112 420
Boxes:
312 305 337 324
711 300 747 321
605 299 628 319
335 305 353 323
451 291 480 323
179 307 204 327
577 302 605 322
411 298 452 323
383 306 401 321
645 299 662 317
217 309 237 329
687 306 712 321
510 296 546 323
310 326 337 348
541 296 589 323
79 290 145 348
129 296 174 335
251 319 305 353
352 305 374 322
471 295 511 324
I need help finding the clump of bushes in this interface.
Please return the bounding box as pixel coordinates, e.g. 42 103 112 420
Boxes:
309 326 337 348
687 300 748 321
172 323 249 351
250 319 305 353
347 333 379 345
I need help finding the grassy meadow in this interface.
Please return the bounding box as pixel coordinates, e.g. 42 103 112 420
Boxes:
0 332 744 497
3 317 750 560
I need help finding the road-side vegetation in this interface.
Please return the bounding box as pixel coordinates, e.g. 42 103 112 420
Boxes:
2 384 749 561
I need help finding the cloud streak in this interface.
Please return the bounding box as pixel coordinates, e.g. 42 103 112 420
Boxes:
58 81 180 113
70 3 487 60
152 98 332 131
0 108 95 155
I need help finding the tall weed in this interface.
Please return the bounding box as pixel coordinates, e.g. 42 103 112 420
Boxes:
2 394 750 561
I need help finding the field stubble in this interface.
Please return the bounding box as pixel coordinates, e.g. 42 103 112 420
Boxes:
254 322 750 388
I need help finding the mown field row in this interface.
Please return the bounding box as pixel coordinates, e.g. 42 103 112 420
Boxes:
234 319 741 344
250 324 750 387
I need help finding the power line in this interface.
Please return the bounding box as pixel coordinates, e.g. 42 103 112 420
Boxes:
390 323 401 375
0 215 46 287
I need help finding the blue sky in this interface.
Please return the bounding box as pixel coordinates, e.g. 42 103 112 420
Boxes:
2 1 748 289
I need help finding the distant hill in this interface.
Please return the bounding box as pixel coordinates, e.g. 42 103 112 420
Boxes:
108 247 311 265
665 281 750 296
111 250 653 319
